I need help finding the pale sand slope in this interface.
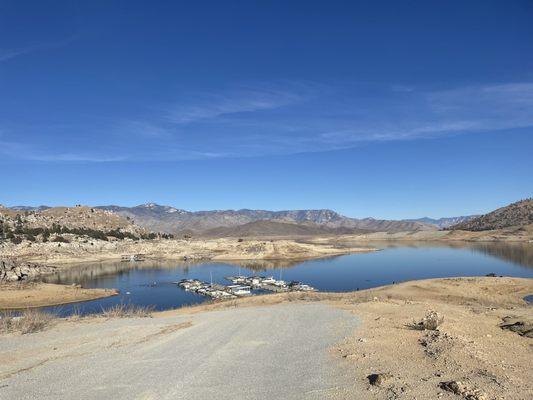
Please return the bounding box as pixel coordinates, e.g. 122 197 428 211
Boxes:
317 223 533 243
0 283 118 310
1 277 532 399
0 237 375 266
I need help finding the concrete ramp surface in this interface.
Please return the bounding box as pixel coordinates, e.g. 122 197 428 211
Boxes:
0 303 360 400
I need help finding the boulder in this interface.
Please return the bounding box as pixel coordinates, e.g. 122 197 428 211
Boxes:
411 310 444 330
0 259 57 283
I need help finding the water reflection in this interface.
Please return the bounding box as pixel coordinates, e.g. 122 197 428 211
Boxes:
42 242 533 286
38 241 533 316
42 258 309 285
341 241 533 268
466 242 533 269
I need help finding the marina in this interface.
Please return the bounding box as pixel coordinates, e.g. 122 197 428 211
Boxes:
176 275 317 299
40 243 533 316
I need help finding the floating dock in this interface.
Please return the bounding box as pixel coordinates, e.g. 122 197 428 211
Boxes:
175 275 316 300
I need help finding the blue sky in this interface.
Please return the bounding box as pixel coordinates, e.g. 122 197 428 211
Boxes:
1 1 532 219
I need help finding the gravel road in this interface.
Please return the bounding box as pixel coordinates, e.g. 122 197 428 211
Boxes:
0 303 360 400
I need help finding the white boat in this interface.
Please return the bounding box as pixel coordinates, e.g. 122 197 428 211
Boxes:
226 285 251 296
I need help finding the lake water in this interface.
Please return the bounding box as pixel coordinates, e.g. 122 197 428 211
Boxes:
42 242 533 316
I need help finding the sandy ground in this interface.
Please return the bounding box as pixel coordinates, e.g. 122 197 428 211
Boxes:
320 224 533 243
332 277 533 400
1 277 531 399
161 277 533 400
0 237 375 266
0 283 118 310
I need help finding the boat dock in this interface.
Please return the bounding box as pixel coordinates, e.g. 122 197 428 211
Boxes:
175 275 316 300
121 254 145 262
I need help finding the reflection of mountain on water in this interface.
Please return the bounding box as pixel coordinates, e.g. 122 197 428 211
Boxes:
361 241 533 269
219 258 313 271
41 242 533 285
42 257 315 284
467 243 533 269
42 261 189 285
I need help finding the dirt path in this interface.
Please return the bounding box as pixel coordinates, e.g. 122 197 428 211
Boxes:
0 303 361 400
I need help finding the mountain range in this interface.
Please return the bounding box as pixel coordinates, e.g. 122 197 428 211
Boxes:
406 216 479 229
4 200 532 237
95 204 437 236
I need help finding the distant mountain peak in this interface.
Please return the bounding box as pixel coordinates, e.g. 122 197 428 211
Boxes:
139 202 161 208
136 203 186 214
405 215 479 229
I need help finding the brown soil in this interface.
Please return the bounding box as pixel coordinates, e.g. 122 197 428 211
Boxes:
0 283 118 310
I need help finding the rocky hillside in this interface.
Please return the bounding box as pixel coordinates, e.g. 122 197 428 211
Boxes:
450 199 533 231
97 204 435 235
201 220 365 238
406 215 478 229
0 205 167 244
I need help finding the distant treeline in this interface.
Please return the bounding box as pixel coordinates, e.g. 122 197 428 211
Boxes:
0 219 173 244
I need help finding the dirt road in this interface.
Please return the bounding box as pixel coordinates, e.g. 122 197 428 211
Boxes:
0 303 360 400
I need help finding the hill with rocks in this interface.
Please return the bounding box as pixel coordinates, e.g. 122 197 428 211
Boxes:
450 199 533 231
0 205 168 244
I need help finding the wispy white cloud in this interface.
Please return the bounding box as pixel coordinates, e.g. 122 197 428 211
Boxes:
0 36 76 63
311 82 533 147
3 81 532 162
165 84 312 124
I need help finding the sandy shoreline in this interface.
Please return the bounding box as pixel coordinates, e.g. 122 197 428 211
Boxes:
0 237 376 266
0 283 118 310
1 233 531 314
0 237 375 309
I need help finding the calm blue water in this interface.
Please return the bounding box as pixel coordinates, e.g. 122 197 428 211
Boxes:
41 243 533 316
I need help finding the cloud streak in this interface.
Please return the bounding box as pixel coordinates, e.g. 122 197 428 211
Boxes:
165 84 313 124
0 36 76 63
3 81 532 162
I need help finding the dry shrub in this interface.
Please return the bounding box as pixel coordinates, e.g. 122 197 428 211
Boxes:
101 303 154 318
0 309 55 334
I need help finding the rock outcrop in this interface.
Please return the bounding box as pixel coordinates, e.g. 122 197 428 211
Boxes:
0 259 57 282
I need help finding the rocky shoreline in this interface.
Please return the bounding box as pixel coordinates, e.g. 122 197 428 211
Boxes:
0 259 57 283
